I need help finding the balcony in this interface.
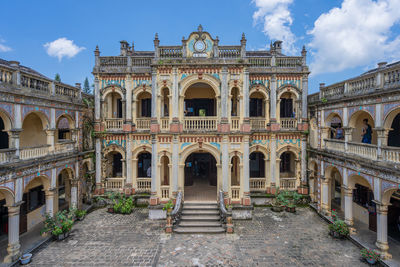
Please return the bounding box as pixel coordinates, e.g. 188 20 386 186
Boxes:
0 148 16 164
20 145 50 160
161 185 170 199
280 118 297 130
104 177 125 191
325 139 345 152
54 141 75 154
279 177 297 190
231 186 240 200
105 118 123 131
347 141 377 160
136 177 151 193
136 118 151 130
183 117 217 131
160 118 169 131
231 117 240 131
250 118 266 131
250 178 266 192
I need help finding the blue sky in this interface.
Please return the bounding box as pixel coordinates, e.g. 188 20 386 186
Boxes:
1 0 399 93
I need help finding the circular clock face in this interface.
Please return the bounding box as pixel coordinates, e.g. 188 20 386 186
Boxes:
194 40 206 52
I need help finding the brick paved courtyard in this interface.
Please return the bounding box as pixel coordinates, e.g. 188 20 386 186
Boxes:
29 207 366 266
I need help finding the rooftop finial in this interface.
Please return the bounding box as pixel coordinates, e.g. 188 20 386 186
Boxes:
154 33 159 40
94 45 100 56
198 24 203 32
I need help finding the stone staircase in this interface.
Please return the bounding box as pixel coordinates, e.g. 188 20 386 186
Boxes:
173 201 225 234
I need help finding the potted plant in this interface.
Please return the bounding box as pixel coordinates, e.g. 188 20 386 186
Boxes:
75 209 87 221
328 220 349 239
360 248 380 265
286 203 296 213
271 192 286 212
163 200 174 214
111 194 135 214
41 210 74 241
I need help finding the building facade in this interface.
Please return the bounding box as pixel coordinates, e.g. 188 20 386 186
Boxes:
308 61 400 259
93 26 309 219
0 59 93 262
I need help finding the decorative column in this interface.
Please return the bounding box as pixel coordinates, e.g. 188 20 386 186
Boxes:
242 68 250 132
9 130 21 158
150 135 159 205
95 138 102 192
45 190 55 216
171 135 179 195
242 136 250 205
343 187 354 226
269 134 276 192
4 205 21 263
150 69 159 133
375 128 390 160
270 74 277 123
301 75 308 122
221 135 229 197
220 67 229 132
126 75 132 125
46 129 56 152
343 127 353 152
375 202 391 259
94 77 100 121
126 136 132 189
300 136 307 190
321 176 331 215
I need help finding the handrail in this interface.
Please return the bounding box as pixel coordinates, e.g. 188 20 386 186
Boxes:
218 190 228 219
170 191 183 225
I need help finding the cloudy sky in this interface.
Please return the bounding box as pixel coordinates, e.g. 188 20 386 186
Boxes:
1 0 399 93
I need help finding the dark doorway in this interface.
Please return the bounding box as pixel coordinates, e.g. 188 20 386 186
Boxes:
112 153 123 177
0 200 8 236
388 193 400 242
185 153 217 186
250 152 265 177
184 99 215 116
280 98 294 118
138 152 151 177
117 98 123 118
388 113 400 147
0 117 8 149
141 99 151 117
250 98 263 117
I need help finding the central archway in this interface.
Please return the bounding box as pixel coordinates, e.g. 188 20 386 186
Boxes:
184 152 217 201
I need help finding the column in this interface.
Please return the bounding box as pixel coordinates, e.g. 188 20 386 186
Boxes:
321 177 330 215
376 128 390 160
269 135 276 187
171 135 179 193
95 138 102 190
375 203 391 259
46 129 55 152
71 180 78 209
270 74 277 122
126 136 132 185
9 130 21 158
242 136 250 205
343 187 353 226
4 205 21 263
45 190 55 216
94 78 100 121
301 136 307 185
301 75 308 121
126 75 132 123
151 70 158 119
221 67 228 119
172 68 179 120
150 136 158 205
221 135 229 193
343 127 353 152
243 68 249 118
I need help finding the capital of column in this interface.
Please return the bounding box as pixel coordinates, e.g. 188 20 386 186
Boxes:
343 126 354 135
45 128 56 136
6 205 20 217
374 127 391 138
342 186 353 197
374 201 389 215
9 129 22 137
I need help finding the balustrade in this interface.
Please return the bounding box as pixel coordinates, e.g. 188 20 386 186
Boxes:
383 67 400 88
161 186 170 199
105 118 123 130
279 178 297 190
136 118 151 130
131 57 152 67
218 46 241 58
0 68 13 84
136 178 151 193
54 141 75 153
20 145 50 160
321 83 345 99
20 75 50 94
280 118 297 129
347 142 377 160
99 57 127 67
159 47 182 58
324 139 345 152
250 178 266 192
250 118 266 130
382 146 400 163
347 74 376 95
183 117 217 131
105 177 125 190
160 118 169 130
275 57 302 68
248 57 271 67
0 148 16 164
308 93 320 103
55 84 78 98
231 117 240 131
231 186 240 200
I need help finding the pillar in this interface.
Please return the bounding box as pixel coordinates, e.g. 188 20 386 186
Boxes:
376 128 390 160
95 138 102 190
45 190 55 216
242 136 250 205
4 205 21 263
301 137 307 185
151 70 158 119
46 129 56 152
375 203 391 259
94 78 100 121
150 136 158 205
343 127 353 152
343 187 353 226
172 68 179 120
126 75 132 123
221 67 228 119
126 136 132 186
321 177 330 215
243 68 249 118
172 135 179 194
302 75 308 121
71 180 78 209
221 135 229 193
9 130 21 158
270 74 277 122
269 135 276 188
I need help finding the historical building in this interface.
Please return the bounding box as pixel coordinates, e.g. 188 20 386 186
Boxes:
308 61 400 259
93 25 309 225
0 59 93 262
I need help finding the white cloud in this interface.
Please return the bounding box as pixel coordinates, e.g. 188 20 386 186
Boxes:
252 0 297 54
308 0 400 76
44 38 85 61
0 39 12 52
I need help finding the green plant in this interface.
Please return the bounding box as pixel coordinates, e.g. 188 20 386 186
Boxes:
158 59 164 65
112 194 135 214
75 209 87 219
321 97 328 104
360 248 380 262
237 58 244 63
163 200 174 211
303 130 309 135
328 220 349 236
41 210 74 236
331 209 338 222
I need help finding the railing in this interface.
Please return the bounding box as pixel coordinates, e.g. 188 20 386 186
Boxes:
383 146 400 163
99 57 127 67
136 177 151 193
104 177 125 190
161 186 170 199
131 57 152 67
280 177 297 190
20 145 50 160
54 141 75 153
308 93 320 103
231 186 240 200
55 84 78 98
105 118 123 130
159 47 182 58
347 141 377 160
250 118 266 130
161 118 169 130
347 74 376 95
248 57 271 67
280 118 297 129
136 118 151 130
20 75 50 94
383 67 400 88
250 178 266 192
324 139 345 152
275 57 302 68
219 46 241 58
170 191 183 228
0 68 13 84
231 117 240 131
183 117 217 131
321 83 345 99
0 148 16 164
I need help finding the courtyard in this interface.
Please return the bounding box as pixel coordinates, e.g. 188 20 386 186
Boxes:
28 207 366 266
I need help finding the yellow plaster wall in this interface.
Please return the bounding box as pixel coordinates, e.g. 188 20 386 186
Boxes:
27 205 46 231
20 113 47 147
352 202 369 225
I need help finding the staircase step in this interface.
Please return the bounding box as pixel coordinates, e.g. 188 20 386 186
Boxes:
184 201 217 205
181 215 220 221
183 205 218 210
179 221 222 227
173 226 225 234
182 210 219 215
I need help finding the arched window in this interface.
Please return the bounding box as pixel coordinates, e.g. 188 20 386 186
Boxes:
0 116 8 149
57 117 71 141
138 152 151 177
184 83 216 117
249 92 265 117
388 113 400 147
280 152 295 176
231 87 240 117
231 156 240 185
250 152 265 177
137 92 152 118
280 92 295 118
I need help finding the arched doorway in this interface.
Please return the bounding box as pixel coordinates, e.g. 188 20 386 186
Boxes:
0 114 9 149
184 82 216 117
105 151 123 178
184 152 217 201
58 169 72 212
104 92 123 119
20 112 48 148
349 111 376 144
388 113 400 147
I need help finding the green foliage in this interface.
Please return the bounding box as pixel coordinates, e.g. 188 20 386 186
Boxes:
83 77 91 94
41 209 74 236
237 58 244 63
158 60 164 65
112 194 134 214
162 200 174 211
75 209 87 219
328 220 349 236
321 97 328 104
54 73 61 82
360 248 380 261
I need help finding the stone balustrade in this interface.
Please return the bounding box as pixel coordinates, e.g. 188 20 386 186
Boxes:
276 57 302 68
54 141 75 153
325 139 345 152
161 186 170 199
160 118 169 130
136 177 151 193
99 56 127 67
219 46 241 58
0 67 13 84
159 47 182 58
105 118 123 130
136 118 151 130
104 177 125 190
347 141 377 160
382 146 400 163
231 186 240 200
281 118 297 130
55 83 79 98
20 145 50 160
279 177 297 190
20 74 50 94
231 117 240 131
131 57 152 67
0 148 16 164
248 57 271 67
321 83 345 99
250 178 266 192
250 118 266 130
347 73 376 95
383 66 400 88
183 117 217 131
